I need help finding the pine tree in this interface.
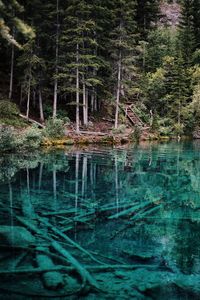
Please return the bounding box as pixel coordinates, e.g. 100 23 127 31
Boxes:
0 0 35 47
135 0 160 39
109 0 138 128
178 0 196 66
59 0 101 131
17 39 45 119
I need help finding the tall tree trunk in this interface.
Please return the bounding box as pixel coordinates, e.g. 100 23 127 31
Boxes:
91 89 94 112
94 91 97 111
26 72 31 119
114 50 122 129
86 88 88 124
53 78 58 119
39 88 44 122
53 0 59 119
9 43 14 100
76 43 80 133
83 79 88 126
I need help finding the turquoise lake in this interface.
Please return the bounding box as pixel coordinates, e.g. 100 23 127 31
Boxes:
0 141 200 299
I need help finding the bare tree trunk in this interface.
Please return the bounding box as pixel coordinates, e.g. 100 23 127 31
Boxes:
53 79 58 119
94 91 97 111
86 88 88 124
91 89 94 112
76 43 80 133
114 50 122 129
83 79 86 125
83 79 88 126
26 74 31 119
39 89 44 122
53 0 59 119
9 43 14 100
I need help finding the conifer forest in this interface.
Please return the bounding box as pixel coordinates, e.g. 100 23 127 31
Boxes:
1 0 200 137
1 1 200 299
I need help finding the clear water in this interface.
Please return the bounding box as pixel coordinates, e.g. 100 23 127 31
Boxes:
0 142 200 299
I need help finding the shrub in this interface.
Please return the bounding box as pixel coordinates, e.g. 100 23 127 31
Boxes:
173 123 184 137
0 100 19 117
0 126 17 152
157 117 173 136
43 118 65 138
112 124 126 134
135 125 142 140
131 125 142 142
0 100 27 128
22 125 42 149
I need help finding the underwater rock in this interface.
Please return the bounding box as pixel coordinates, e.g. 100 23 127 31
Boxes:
175 274 200 294
0 226 35 248
131 269 174 292
36 249 64 290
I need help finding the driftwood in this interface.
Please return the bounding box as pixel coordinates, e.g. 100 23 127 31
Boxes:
38 217 105 265
130 204 162 221
52 241 100 291
77 131 108 136
108 200 153 219
19 114 45 128
0 263 159 275
16 215 103 292
102 117 114 123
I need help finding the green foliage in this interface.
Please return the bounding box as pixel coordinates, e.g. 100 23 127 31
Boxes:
0 126 17 152
22 125 42 149
157 118 173 136
112 124 126 134
1 0 200 138
44 118 65 139
0 0 34 47
43 104 70 123
173 122 184 136
0 125 43 153
132 125 142 141
0 100 28 127
145 28 177 72
0 100 19 117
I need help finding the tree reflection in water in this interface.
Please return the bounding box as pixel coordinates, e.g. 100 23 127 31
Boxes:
0 142 200 298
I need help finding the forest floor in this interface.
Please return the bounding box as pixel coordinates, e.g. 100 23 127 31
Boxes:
42 119 157 147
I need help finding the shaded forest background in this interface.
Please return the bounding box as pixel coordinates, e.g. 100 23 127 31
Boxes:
1 0 200 137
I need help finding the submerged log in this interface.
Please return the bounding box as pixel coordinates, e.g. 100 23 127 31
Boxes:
52 241 100 291
108 200 153 219
38 217 105 265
